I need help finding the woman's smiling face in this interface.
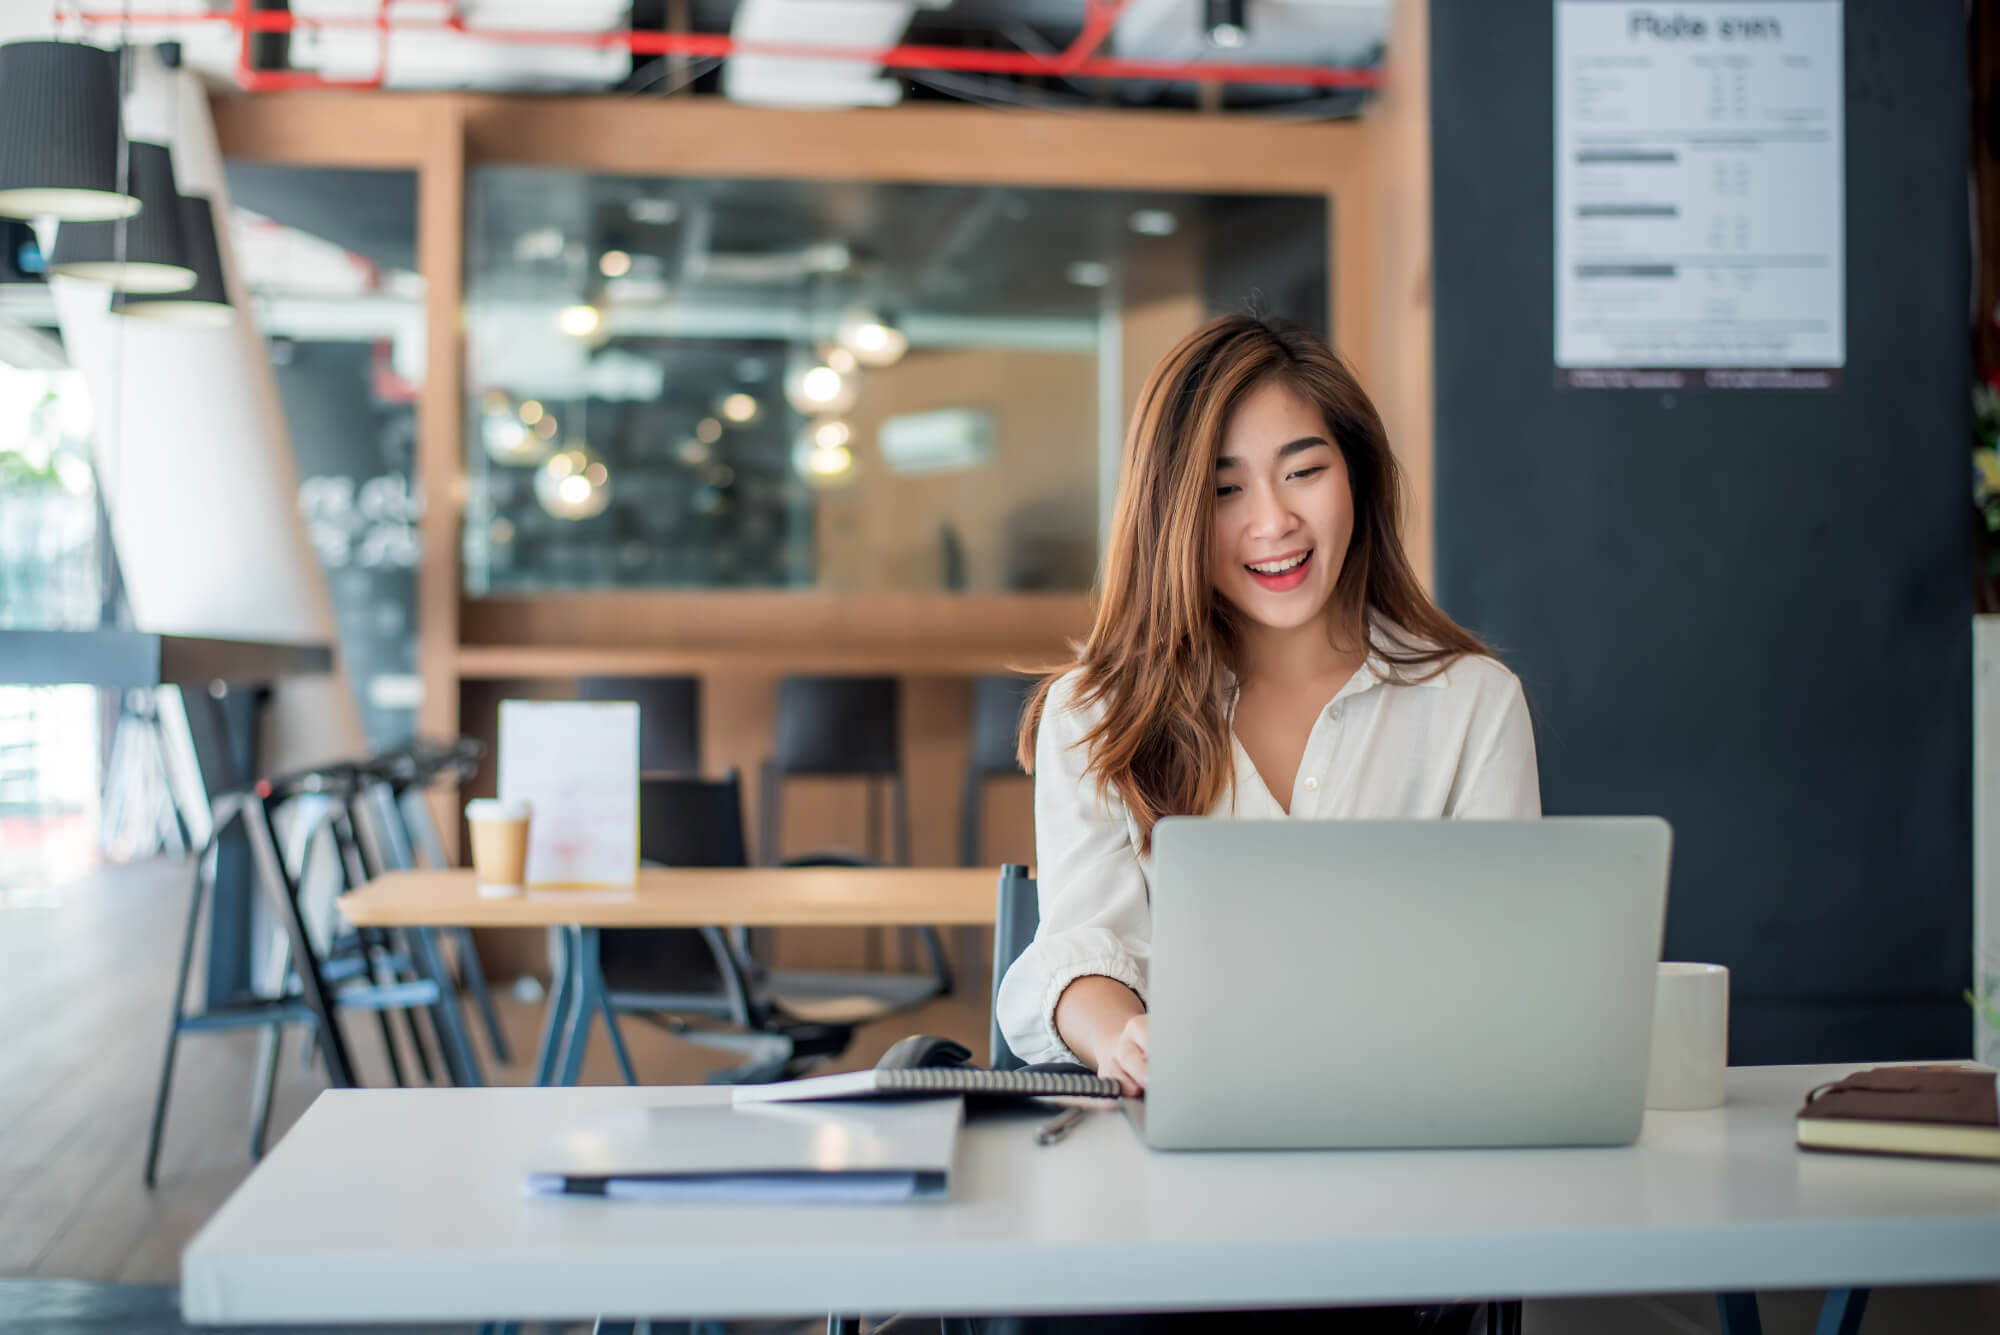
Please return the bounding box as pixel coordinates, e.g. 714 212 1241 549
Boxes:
1207 377 1354 633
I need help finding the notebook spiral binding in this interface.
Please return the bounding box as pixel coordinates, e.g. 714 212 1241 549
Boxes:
874 1068 1123 1098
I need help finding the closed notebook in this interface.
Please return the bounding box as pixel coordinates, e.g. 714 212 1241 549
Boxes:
1795 1065 2000 1163
526 1098 963 1202
732 1066 1122 1104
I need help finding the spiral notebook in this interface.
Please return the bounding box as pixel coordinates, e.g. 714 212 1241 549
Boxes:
732 1066 1123 1104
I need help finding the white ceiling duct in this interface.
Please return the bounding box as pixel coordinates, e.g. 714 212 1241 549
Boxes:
1112 0 1390 70
723 0 927 109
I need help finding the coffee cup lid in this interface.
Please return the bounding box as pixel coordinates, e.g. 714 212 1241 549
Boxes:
465 797 530 821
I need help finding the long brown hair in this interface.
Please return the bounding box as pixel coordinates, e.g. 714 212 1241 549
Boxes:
1018 313 1488 851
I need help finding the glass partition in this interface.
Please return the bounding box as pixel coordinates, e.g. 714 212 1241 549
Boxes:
463 170 1326 594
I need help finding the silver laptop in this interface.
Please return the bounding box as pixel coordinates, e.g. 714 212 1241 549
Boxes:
1134 817 1673 1151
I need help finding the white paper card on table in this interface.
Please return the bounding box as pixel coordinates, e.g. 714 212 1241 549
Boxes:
497 700 639 888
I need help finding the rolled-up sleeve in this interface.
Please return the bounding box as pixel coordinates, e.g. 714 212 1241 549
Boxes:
994 671 1153 1067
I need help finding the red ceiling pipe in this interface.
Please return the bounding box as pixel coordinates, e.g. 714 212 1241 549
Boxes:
78 4 1382 93
230 0 390 91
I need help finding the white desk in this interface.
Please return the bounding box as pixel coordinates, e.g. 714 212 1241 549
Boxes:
181 1065 2000 1326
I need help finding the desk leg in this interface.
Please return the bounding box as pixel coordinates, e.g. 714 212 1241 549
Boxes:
558 927 596 1086
412 926 485 1087
531 928 575 1087
581 928 639 1086
1719 1292 1763 1335
1814 1289 1868 1335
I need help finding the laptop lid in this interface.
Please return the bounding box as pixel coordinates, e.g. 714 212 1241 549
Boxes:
1141 817 1673 1150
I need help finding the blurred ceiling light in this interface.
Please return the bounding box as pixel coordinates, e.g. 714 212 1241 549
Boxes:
489 518 515 545
535 446 612 520
598 249 631 278
836 306 908 368
482 394 552 466
1066 260 1111 289
514 226 566 262
695 417 723 443
784 355 857 416
557 303 602 338
628 197 680 225
1128 208 1179 237
519 398 545 425
803 241 852 273
719 392 760 424
824 345 857 375
1204 0 1249 47
535 414 560 440
793 420 856 487
677 437 713 466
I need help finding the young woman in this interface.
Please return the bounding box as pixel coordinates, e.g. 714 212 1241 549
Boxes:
996 314 1541 1097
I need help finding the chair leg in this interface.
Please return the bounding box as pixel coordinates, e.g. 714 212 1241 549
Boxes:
1719 1292 1763 1335
1814 1289 1868 1335
454 924 513 1065
144 843 212 1188
375 1005 409 1087
244 793 357 1088
412 925 485 1086
248 1023 283 1160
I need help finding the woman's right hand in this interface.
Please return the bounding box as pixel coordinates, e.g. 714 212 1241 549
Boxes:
1098 1013 1149 1097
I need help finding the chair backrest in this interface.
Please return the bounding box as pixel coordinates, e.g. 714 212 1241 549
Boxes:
967 674 1033 779
960 674 1033 867
580 675 702 775
600 772 752 991
771 675 901 776
989 862 1039 1071
638 770 749 868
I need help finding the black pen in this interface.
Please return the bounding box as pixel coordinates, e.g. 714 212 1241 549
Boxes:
1035 1106 1088 1146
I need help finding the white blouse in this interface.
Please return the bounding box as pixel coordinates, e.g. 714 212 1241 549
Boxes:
993 635 1543 1068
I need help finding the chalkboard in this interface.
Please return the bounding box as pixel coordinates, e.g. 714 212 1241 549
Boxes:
1431 3 1972 1061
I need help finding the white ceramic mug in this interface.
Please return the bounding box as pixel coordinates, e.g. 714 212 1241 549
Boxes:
1644 962 1729 1110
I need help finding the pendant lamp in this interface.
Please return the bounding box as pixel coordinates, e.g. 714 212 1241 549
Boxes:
0 42 140 222
112 194 231 326
48 142 194 292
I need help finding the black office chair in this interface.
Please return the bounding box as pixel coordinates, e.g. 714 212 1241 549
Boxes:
596 771 856 1083
960 674 1034 869
756 675 952 1006
577 675 701 775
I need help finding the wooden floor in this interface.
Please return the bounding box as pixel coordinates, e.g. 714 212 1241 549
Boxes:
3 857 1999 1335
0 855 987 1288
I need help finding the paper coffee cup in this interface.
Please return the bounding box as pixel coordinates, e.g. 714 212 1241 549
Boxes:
1644 962 1729 1110
465 798 530 898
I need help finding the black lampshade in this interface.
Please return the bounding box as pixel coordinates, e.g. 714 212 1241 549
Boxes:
112 194 231 326
48 142 194 292
0 42 140 223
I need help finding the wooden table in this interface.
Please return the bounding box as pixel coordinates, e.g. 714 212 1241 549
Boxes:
339 866 1003 1086
340 866 1000 929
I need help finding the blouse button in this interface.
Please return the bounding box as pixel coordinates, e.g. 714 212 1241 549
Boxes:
1327 704 1344 722
1303 776 1320 792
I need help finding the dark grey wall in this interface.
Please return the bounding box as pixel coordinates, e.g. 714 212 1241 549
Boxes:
274 341 420 749
1432 4 1972 1061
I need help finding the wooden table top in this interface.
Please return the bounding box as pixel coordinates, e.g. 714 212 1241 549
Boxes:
339 866 1002 928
